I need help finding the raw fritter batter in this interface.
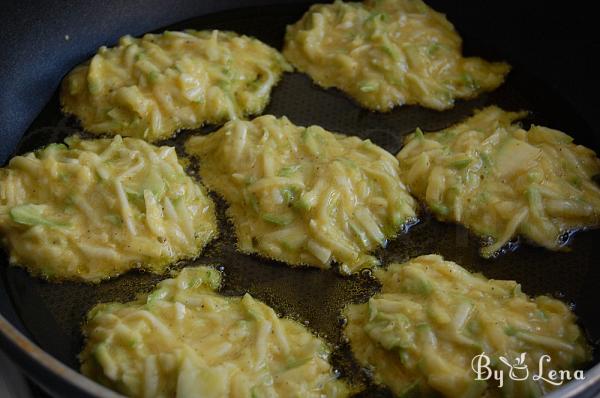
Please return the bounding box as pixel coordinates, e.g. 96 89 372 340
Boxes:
185 115 417 274
397 106 600 257
0 136 217 282
284 0 509 111
81 266 350 398
343 255 591 397
61 30 291 141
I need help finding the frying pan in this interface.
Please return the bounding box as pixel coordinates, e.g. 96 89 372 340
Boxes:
1 1 599 397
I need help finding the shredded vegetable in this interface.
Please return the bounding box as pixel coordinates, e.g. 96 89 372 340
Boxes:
0 136 217 282
185 115 417 273
396 106 600 257
283 0 509 111
81 266 350 398
343 255 591 397
61 30 291 141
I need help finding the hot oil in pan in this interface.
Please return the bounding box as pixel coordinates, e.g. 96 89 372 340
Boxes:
2 4 599 396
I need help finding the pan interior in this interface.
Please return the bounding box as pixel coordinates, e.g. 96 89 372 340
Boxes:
1 4 599 397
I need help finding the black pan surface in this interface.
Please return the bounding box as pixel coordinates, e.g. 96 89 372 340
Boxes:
1 3 599 397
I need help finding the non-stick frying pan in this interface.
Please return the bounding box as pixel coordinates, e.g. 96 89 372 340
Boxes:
1 1 599 397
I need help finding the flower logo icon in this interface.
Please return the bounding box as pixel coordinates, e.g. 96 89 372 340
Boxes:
499 353 529 381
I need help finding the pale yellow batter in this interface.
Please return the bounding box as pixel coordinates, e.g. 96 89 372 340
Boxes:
397 106 600 257
81 266 350 398
344 255 591 397
61 30 291 141
0 136 217 282
185 115 417 273
284 0 509 111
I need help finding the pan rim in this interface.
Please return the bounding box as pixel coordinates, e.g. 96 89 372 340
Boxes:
0 312 120 397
